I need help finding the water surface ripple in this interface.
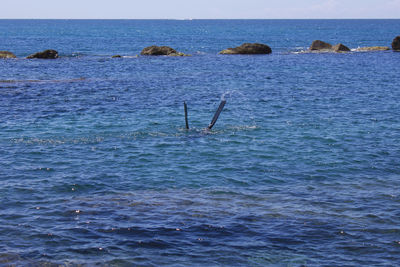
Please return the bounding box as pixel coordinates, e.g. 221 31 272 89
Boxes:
1 19 400 266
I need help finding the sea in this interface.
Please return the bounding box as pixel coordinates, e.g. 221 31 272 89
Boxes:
1 19 400 266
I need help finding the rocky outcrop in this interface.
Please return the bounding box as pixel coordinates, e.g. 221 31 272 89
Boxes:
0 51 16 59
310 40 351 53
332 43 351 52
392 36 400 51
26 49 58 59
141 46 175 55
219 43 272 54
355 46 390 52
140 46 190 56
310 40 333 51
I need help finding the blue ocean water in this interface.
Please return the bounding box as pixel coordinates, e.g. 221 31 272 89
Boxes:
1 19 400 266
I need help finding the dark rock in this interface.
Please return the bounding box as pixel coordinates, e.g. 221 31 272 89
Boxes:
332 43 351 52
219 43 272 54
140 46 190 56
310 40 333 51
392 36 400 51
27 49 58 59
310 40 352 53
0 51 17 59
141 46 177 56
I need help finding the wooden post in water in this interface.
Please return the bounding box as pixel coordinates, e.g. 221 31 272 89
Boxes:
184 101 189 129
207 100 226 130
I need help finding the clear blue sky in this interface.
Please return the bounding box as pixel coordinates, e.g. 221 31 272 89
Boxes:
1 0 399 19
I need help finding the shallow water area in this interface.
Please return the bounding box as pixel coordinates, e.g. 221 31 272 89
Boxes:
1 19 400 266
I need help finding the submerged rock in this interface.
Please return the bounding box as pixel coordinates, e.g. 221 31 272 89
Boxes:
355 46 390 52
0 51 17 59
392 36 400 51
168 52 191 56
310 40 333 51
332 43 351 52
27 49 58 59
219 43 272 54
140 46 190 56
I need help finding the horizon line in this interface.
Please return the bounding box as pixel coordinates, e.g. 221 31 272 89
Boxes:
0 18 399 20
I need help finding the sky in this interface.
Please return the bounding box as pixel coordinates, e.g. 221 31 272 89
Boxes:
1 0 400 19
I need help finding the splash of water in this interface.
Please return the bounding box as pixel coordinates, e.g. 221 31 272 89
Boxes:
220 90 246 101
